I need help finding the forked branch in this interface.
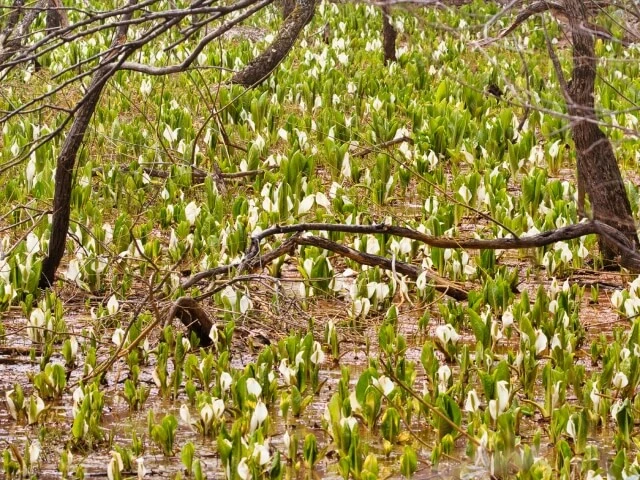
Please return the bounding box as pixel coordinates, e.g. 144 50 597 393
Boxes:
476 0 624 47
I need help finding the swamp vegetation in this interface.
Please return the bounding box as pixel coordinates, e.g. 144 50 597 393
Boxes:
1 0 640 478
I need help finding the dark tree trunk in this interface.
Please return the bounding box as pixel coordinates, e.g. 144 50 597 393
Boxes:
0 0 67 73
564 0 640 265
280 0 296 20
39 4 138 288
39 71 110 287
231 0 315 87
46 0 69 33
166 297 214 347
381 5 396 65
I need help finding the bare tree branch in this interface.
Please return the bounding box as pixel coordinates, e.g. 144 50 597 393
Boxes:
0 0 45 67
116 0 274 76
239 220 640 274
475 0 625 47
294 235 468 300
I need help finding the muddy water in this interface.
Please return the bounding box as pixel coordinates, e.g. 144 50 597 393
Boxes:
0 280 633 479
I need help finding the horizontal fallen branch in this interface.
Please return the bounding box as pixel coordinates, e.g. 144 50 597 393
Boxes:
92 165 264 182
181 236 298 289
294 235 468 300
353 135 414 158
183 219 640 306
183 231 467 300
240 219 640 272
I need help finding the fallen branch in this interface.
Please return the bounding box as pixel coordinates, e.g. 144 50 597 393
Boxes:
183 219 640 307
0 345 42 356
141 166 263 182
194 273 279 301
92 165 265 183
240 219 640 273
181 236 298 289
184 230 467 299
353 136 414 158
82 218 640 386
164 296 214 346
293 235 468 300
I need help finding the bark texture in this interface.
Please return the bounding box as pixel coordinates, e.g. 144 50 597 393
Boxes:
280 0 296 19
564 0 639 262
0 0 25 35
165 297 214 347
381 5 396 64
0 0 45 68
294 235 468 300
39 5 137 287
39 71 111 287
231 0 315 87
46 0 69 32
0 0 67 73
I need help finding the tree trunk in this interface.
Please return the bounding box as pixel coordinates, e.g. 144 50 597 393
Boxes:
39 4 138 288
381 4 396 65
39 71 110 287
280 0 296 20
0 0 67 74
231 0 315 87
564 0 639 264
166 297 215 347
46 0 69 33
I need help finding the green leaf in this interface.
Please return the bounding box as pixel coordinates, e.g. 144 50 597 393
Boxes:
468 309 490 348
303 433 318 468
381 407 400 442
435 394 461 439
400 446 417 478
181 442 195 474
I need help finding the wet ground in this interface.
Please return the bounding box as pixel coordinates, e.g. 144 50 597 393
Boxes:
0 266 632 479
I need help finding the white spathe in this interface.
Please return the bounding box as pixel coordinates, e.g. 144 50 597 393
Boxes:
250 400 268 433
